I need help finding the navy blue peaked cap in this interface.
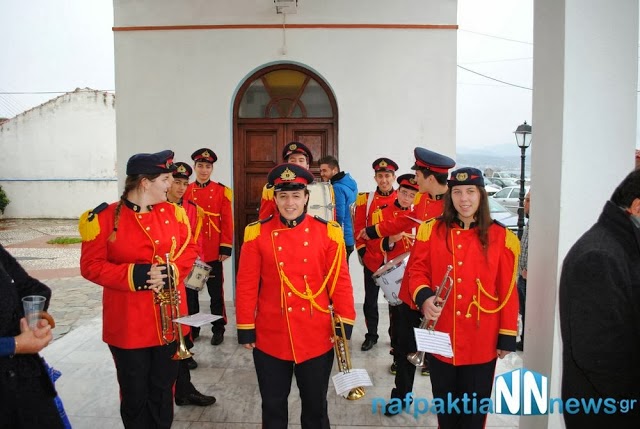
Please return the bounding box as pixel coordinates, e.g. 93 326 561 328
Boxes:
411 147 455 173
126 150 176 175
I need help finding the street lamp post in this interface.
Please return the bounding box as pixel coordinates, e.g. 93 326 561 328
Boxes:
514 121 532 240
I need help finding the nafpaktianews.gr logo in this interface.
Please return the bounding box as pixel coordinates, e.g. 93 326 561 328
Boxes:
370 367 637 417
494 368 637 416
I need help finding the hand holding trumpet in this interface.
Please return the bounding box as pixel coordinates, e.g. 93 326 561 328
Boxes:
421 295 444 322
147 264 167 293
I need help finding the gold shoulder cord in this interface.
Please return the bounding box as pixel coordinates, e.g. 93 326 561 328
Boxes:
465 229 519 321
273 223 344 314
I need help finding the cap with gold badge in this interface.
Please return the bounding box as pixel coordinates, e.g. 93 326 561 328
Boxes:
282 142 313 163
267 163 315 192
447 167 485 187
372 157 399 173
396 173 419 191
191 148 218 164
172 162 193 180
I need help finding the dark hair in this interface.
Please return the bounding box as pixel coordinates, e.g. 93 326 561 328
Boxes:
439 185 492 252
611 169 640 208
109 173 162 241
416 167 448 185
318 155 340 171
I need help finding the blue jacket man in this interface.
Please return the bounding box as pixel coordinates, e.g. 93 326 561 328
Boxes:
319 156 358 260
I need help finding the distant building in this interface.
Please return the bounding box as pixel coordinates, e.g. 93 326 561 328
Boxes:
0 88 117 218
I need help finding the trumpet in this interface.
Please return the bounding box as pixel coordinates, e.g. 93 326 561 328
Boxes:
407 265 454 367
154 253 193 360
329 304 365 400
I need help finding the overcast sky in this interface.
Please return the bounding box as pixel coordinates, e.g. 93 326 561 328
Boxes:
0 0 632 150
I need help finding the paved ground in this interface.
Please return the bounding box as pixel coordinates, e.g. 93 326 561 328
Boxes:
0 218 98 339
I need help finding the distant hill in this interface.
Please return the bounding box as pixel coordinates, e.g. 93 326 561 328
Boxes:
456 143 531 175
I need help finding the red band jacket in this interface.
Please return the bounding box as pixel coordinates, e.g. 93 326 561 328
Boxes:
353 189 397 272
236 215 356 363
366 193 444 240
404 219 520 365
185 181 233 261
79 201 197 349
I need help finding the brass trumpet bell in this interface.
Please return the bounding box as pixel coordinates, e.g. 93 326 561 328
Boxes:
345 386 366 401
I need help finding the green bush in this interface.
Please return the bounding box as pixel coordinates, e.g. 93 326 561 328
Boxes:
0 185 9 214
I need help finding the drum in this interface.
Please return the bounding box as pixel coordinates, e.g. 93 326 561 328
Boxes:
372 252 410 306
185 259 211 291
306 181 335 221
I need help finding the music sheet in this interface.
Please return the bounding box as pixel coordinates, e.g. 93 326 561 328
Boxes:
331 369 373 396
414 328 454 358
173 313 223 327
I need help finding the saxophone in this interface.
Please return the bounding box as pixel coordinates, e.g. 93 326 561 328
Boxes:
329 304 365 400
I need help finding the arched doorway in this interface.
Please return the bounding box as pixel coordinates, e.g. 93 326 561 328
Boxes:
232 64 339 263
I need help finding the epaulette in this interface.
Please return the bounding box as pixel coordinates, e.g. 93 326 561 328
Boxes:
174 204 188 225
325 220 344 244
416 218 437 242
262 184 274 201
244 216 272 242
78 202 108 242
355 192 368 206
222 184 232 202
313 215 329 224
413 192 423 205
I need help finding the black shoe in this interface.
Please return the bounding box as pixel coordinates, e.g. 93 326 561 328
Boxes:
191 327 200 340
211 332 224 346
175 391 217 407
516 341 524 351
361 338 377 351
384 407 401 417
185 357 198 370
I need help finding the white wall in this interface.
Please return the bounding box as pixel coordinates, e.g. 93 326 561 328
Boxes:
113 0 458 298
0 89 118 218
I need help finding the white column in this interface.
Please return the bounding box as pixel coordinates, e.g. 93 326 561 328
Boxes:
521 1 638 428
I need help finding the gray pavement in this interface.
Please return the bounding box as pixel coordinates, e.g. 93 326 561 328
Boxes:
0 218 522 428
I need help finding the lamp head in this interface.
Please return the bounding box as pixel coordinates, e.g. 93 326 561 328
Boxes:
514 121 532 149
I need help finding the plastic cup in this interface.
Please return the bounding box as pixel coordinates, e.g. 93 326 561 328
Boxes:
22 295 46 329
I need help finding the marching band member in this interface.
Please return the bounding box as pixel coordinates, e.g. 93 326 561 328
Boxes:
166 161 216 407
371 173 419 375
404 167 519 428
185 148 233 346
362 147 455 377
258 142 314 220
79 150 198 428
353 157 398 352
236 163 355 429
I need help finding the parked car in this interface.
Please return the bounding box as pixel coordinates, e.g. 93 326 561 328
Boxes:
485 183 501 196
492 185 530 214
490 177 519 188
489 198 525 233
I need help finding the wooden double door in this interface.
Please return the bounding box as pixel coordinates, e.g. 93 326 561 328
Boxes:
233 120 336 262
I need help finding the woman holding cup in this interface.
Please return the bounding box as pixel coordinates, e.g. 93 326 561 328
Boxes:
0 243 64 428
